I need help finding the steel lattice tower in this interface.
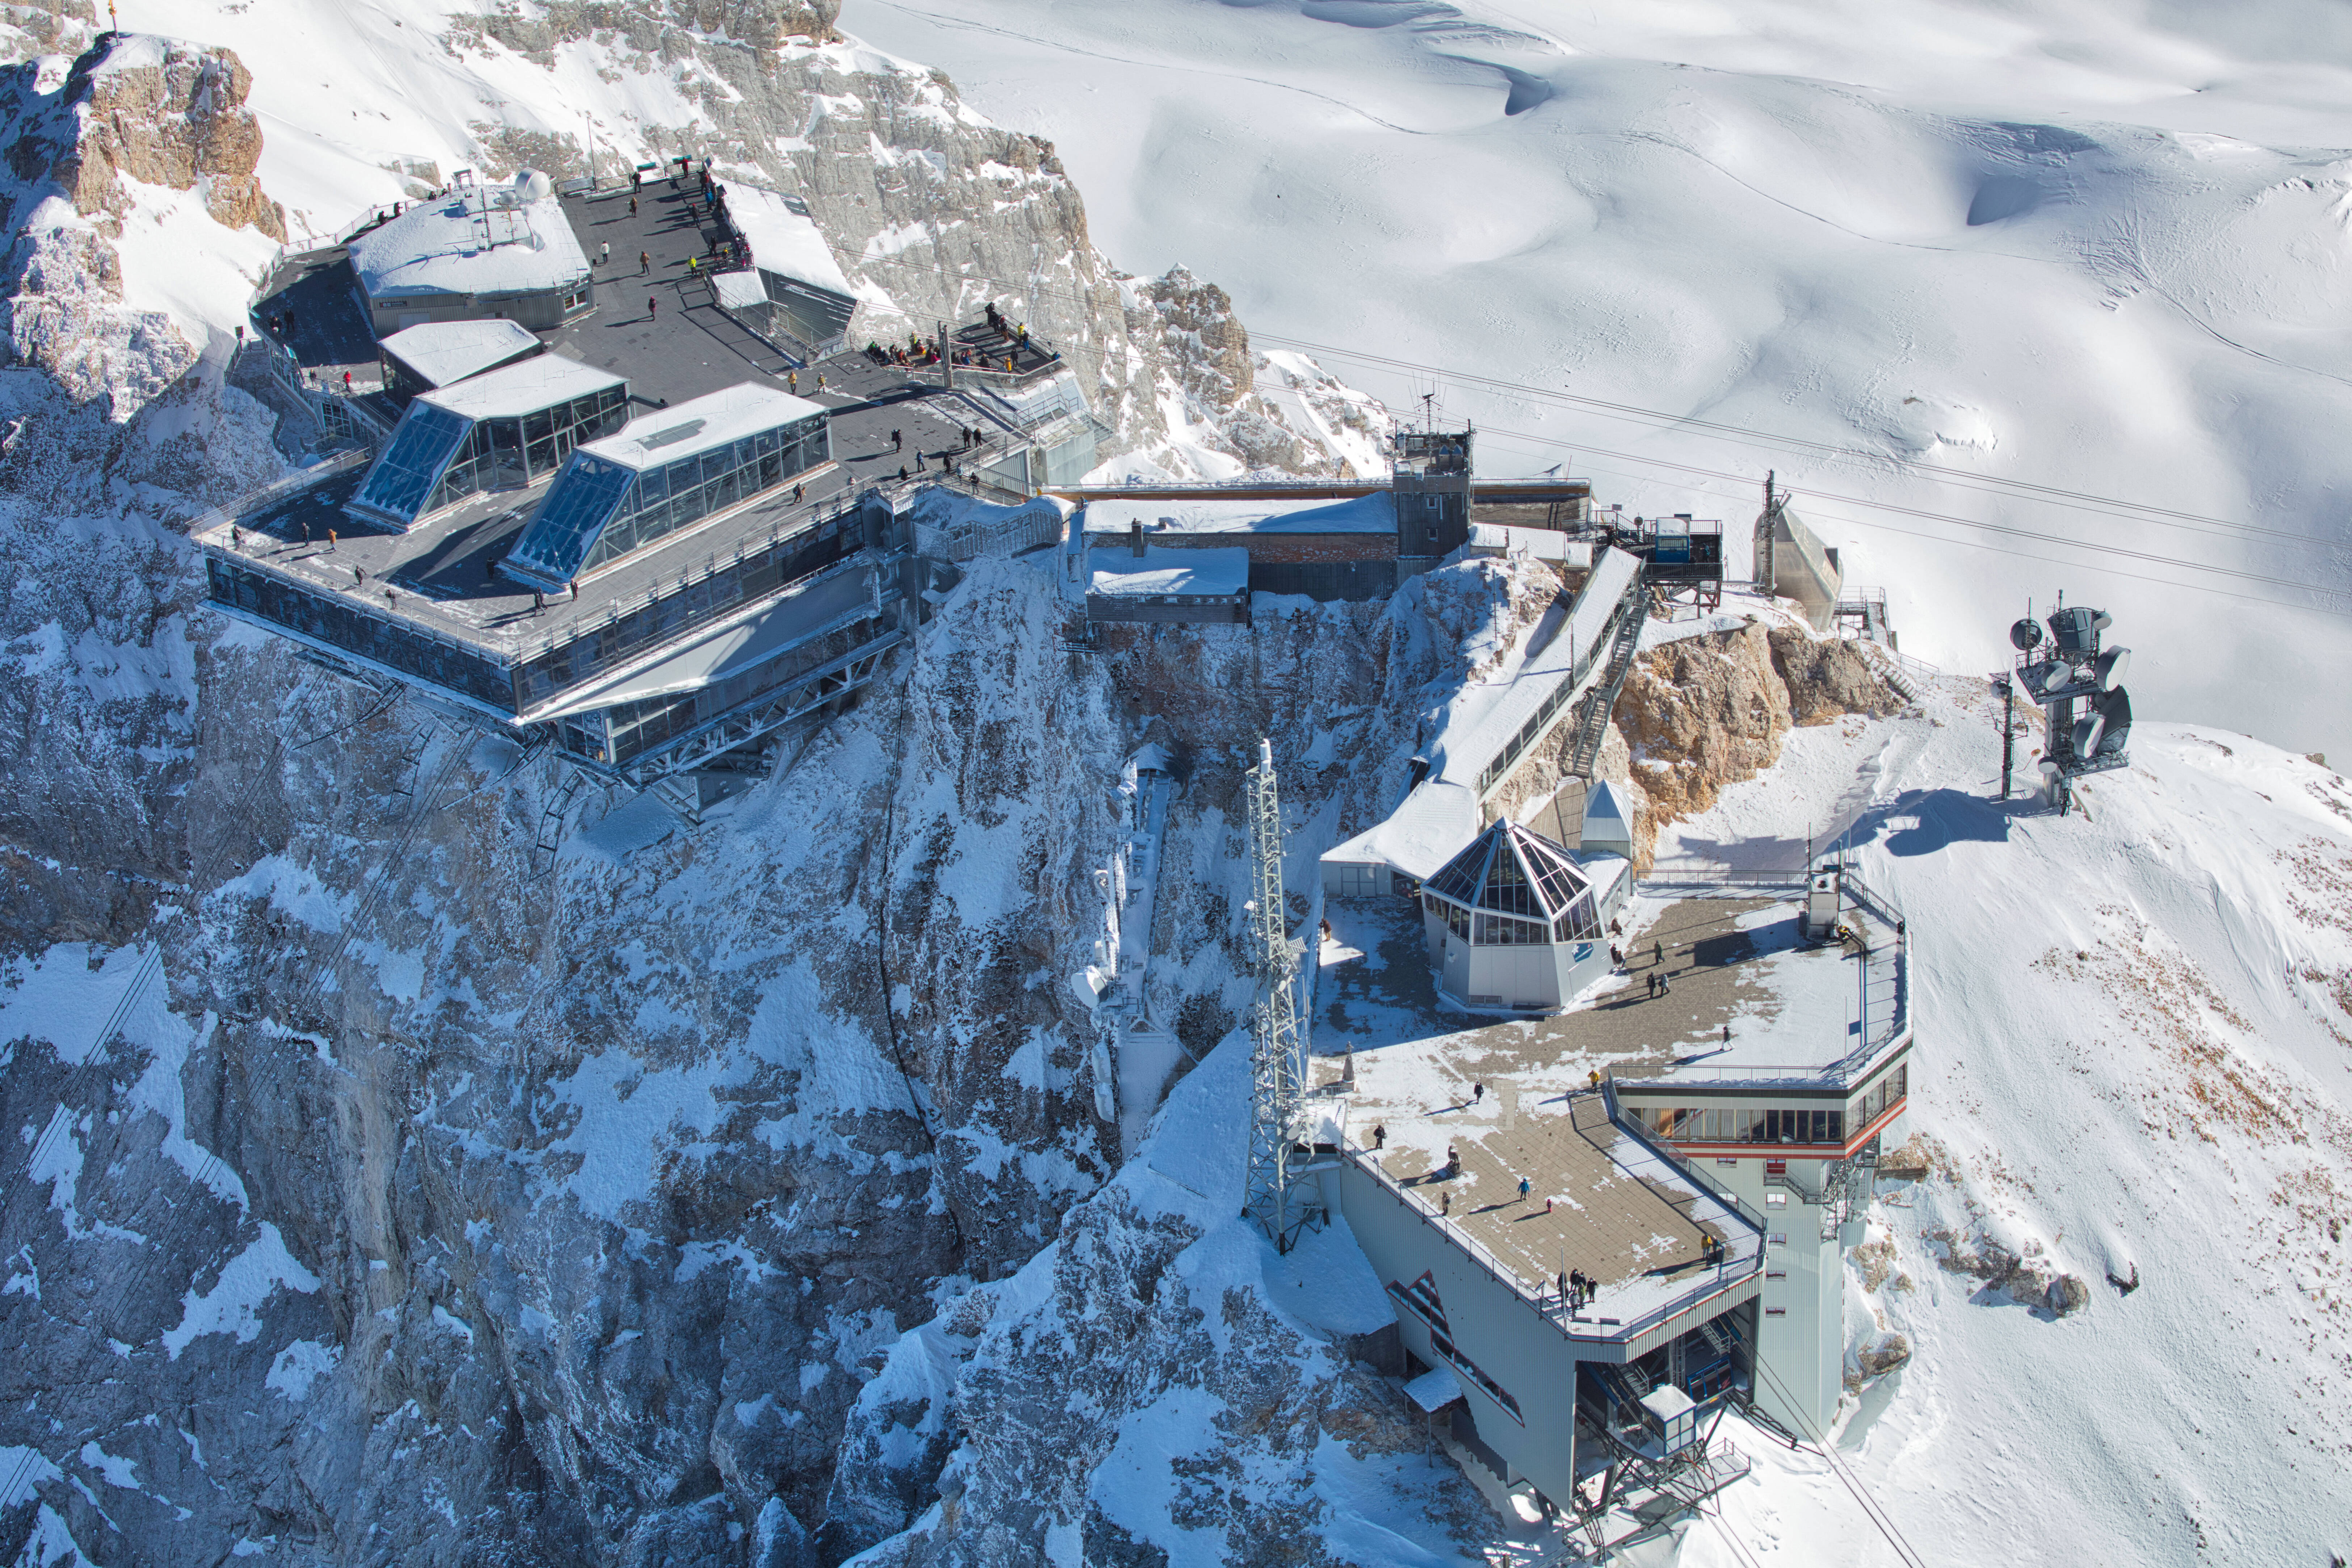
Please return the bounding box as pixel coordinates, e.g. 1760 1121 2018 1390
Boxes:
1242 738 1310 1251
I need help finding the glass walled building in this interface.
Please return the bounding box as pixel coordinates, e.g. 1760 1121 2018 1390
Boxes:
344 354 630 531
501 383 831 590
1419 819 1629 1014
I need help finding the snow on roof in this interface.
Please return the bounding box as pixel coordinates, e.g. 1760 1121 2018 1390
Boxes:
1082 492 1395 537
1467 522 1592 568
1641 1384 1697 1423
1088 545 1249 599
350 185 590 301
580 382 828 471
710 269 766 310
379 318 542 387
1404 1366 1462 1413
1324 547 1643 880
726 184 854 298
420 353 625 421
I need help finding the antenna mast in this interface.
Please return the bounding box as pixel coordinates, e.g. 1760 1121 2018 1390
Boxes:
1243 738 1310 1252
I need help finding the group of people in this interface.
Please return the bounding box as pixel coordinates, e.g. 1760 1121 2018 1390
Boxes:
1558 1268 1598 1312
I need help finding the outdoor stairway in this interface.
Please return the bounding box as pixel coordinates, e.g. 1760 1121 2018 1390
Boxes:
1562 566 1649 778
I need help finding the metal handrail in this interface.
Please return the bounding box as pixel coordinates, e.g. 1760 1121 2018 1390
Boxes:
187 447 373 535
1342 1131 1761 1348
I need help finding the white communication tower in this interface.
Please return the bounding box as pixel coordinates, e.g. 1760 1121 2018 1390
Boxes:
1243 738 1311 1252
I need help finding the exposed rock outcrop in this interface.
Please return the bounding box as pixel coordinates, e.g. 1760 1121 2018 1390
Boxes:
1606 618 1904 867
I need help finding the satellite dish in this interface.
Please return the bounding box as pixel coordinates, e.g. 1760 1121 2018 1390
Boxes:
2092 610 2113 632
2095 688 2133 753
2038 757 2061 778
2009 618 2043 652
2042 664 2072 695
2073 712 2105 757
1070 968 1107 1010
2094 646 2130 691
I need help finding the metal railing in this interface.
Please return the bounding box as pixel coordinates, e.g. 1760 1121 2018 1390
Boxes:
1634 867 1812 889
1341 1133 1762 1349
186 447 372 537
915 499 1065 563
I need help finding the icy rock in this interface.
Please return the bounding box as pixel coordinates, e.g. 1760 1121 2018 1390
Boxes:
1856 1332 1912 1378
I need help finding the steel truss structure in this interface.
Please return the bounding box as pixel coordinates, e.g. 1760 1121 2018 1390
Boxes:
1242 737 1313 1253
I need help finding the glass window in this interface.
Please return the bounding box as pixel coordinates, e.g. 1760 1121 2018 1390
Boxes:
1478 841 1539 916
353 403 470 523
507 452 634 583
1428 838 1489 905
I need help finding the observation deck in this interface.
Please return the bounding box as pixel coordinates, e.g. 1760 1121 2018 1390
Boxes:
1604 867 1914 1160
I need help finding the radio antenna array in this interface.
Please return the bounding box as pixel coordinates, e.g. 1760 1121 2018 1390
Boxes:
1242 739 1311 1252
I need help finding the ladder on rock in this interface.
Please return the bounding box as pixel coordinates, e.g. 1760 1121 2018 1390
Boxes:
1562 569 1650 779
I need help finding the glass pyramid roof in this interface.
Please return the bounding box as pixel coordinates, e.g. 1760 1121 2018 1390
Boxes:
1424 820 1592 918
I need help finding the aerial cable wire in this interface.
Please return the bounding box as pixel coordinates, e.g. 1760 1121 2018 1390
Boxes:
836 248 2344 552
1461 423 2352 620
1716 1316 1933 1568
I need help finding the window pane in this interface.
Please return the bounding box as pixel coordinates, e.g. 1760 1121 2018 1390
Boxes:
506 453 635 583
353 403 470 523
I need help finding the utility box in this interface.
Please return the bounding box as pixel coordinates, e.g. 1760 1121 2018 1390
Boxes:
1641 1384 1699 1454
1803 866 1842 942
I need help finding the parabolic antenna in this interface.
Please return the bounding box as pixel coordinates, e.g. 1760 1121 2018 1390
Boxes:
2074 712 2106 757
2095 688 2133 753
2009 618 2043 652
2095 646 2130 691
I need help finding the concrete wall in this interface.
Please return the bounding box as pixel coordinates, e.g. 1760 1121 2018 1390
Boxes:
1084 595 1246 625
1687 1156 1847 1436
1325 1161 1589 1506
1089 530 1394 564
368 280 591 338
1754 502 1843 633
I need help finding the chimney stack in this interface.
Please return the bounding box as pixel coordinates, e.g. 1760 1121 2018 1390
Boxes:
1130 519 1146 558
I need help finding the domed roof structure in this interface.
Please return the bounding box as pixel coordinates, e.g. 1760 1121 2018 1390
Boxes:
1423 819 1602 945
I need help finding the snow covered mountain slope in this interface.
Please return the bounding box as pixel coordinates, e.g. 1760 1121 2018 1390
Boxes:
843 0 2352 766
67 0 1378 480
1638 674 2352 1565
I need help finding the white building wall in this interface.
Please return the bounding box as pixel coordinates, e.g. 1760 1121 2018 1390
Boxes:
1324 1163 1588 1505
1697 1155 1847 1437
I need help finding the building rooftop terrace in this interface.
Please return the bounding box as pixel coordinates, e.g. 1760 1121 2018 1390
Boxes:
1312 896 1763 1337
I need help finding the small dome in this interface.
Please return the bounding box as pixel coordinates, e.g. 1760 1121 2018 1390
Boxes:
1423 819 1601 944
512 168 554 202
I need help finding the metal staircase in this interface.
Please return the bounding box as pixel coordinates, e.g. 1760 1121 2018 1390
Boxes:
1562 569 1650 779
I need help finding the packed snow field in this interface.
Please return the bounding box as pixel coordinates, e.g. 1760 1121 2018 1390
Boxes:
850 0 2352 766
0 0 2348 1564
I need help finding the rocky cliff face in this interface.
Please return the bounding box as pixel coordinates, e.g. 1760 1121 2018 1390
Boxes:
0 16 1424 1566
452 4 1373 478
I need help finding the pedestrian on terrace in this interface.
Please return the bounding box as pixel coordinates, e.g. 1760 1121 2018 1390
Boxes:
1473 1081 1484 1105
891 429 902 451
1518 1176 1531 1203
648 296 658 321
1373 1123 1386 1149
326 529 336 553
1654 939 1663 967
600 241 610 267
630 195 639 217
